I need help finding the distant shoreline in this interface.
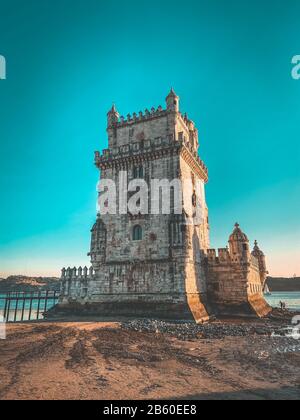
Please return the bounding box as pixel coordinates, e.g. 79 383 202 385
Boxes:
0 275 299 293
0 276 60 293
266 277 300 292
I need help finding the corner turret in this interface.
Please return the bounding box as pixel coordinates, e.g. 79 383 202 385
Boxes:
228 223 250 261
107 104 119 128
252 240 268 286
88 214 107 270
166 88 179 112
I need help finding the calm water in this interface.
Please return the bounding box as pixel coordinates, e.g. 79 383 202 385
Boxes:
265 292 300 311
0 292 299 321
0 293 58 321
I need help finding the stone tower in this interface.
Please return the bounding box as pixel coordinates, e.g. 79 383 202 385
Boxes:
58 90 271 321
60 89 211 322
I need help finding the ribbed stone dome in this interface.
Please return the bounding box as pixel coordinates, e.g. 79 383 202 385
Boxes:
252 240 265 257
229 223 249 242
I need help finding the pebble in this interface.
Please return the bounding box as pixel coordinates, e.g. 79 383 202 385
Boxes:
121 319 290 341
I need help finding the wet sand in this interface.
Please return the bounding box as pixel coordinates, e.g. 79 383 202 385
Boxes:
0 320 299 400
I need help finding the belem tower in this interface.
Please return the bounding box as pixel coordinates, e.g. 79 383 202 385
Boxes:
56 90 271 322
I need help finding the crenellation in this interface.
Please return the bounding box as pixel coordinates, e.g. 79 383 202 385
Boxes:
207 249 217 261
218 248 230 262
60 265 96 302
61 266 95 280
112 106 169 129
57 90 271 321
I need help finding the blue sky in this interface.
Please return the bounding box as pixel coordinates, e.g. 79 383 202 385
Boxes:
0 0 299 277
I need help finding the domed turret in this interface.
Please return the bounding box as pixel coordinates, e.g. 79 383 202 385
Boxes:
252 240 268 285
89 215 107 269
228 223 250 261
229 223 249 242
252 240 265 258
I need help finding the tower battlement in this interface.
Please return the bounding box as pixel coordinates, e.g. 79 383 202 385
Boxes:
207 248 231 263
110 106 166 128
106 90 200 159
108 105 195 133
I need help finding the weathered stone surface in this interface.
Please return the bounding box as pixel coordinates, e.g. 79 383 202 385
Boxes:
56 90 271 322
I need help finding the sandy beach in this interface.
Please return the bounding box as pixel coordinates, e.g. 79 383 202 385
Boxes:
0 318 299 400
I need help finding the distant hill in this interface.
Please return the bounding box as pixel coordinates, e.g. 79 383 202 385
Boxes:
0 276 60 293
266 277 300 292
1 275 298 293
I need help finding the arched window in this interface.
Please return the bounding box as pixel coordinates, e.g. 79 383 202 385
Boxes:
133 225 143 241
192 191 197 207
133 166 144 179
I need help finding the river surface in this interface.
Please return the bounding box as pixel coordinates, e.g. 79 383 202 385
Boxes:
0 291 299 321
0 292 58 321
265 291 300 311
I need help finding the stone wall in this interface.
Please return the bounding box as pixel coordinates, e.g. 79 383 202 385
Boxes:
204 248 271 317
88 93 211 320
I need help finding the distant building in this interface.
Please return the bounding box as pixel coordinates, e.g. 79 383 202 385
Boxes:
57 90 271 322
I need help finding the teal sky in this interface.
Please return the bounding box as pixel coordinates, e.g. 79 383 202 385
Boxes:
0 0 299 277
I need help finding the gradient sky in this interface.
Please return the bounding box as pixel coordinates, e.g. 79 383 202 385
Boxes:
0 0 299 278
